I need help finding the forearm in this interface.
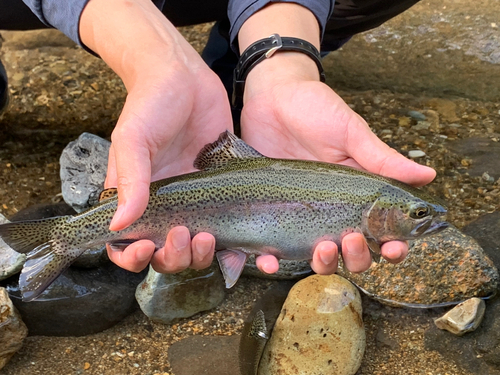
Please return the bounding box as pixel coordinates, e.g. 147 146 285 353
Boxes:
79 0 200 89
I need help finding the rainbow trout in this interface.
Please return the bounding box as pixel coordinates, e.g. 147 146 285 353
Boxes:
0 131 448 301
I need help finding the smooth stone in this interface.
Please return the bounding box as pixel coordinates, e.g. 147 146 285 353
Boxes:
408 149 426 158
258 275 365 375
425 297 500 375
1 263 146 336
423 98 460 122
407 110 427 121
0 287 28 370
0 214 25 281
8 202 109 268
434 297 486 336
60 132 110 212
136 262 225 324
243 256 313 280
448 138 500 179
169 335 240 375
337 225 499 307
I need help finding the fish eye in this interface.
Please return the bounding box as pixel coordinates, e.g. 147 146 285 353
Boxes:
410 205 430 219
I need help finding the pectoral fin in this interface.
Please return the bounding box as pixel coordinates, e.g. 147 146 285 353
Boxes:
365 238 382 263
107 239 140 252
216 249 248 288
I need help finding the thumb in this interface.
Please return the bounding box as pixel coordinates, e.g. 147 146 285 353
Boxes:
108 125 152 231
346 115 436 187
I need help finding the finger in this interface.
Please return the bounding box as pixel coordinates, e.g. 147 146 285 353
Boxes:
310 240 339 275
345 114 436 187
105 144 118 189
381 241 409 264
190 232 215 270
255 254 280 274
151 226 192 273
341 233 372 273
108 121 152 231
106 239 155 272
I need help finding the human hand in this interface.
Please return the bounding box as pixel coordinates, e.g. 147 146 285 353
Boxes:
80 0 232 273
241 53 434 275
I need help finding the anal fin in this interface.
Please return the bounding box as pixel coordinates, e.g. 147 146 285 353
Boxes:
216 249 248 288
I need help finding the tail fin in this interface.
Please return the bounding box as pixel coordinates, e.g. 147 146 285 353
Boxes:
0 217 84 301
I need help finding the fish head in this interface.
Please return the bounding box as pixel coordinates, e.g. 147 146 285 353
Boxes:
362 187 448 243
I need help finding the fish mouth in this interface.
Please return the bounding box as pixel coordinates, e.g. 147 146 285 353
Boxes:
411 219 449 237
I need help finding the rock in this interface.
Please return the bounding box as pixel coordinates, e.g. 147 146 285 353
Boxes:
60 132 110 212
407 110 426 121
463 211 500 270
136 262 225 324
0 214 25 281
169 335 240 375
1 263 146 336
448 138 500 180
425 296 500 375
258 275 365 375
408 150 426 158
1 30 75 50
8 202 109 269
423 98 459 122
337 226 499 307
434 297 486 336
243 256 313 280
0 287 28 370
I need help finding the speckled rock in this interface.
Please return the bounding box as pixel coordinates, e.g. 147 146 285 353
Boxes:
337 225 499 307
0 214 25 281
258 275 365 375
0 287 28 370
434 297 486 336
243 256 312 280
2 263 146 336
60 132 110 212
136 262 225 324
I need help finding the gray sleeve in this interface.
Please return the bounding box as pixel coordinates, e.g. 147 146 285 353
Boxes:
22 0 91 46
21 0 166 48
228 0 334 52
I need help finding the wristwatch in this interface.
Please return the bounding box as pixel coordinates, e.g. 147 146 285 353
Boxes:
232 33 326 109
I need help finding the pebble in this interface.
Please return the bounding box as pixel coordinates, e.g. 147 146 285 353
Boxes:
434 298 486 336
135 262 225 324
408 150 426 158
0 287 28 370
407 110 427 121
337 225 499 307
258 275 365 375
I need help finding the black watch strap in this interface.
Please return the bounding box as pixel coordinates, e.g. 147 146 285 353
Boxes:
232 34 326 109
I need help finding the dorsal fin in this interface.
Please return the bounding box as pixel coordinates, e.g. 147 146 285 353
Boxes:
98 188 118 202
193 131 264 171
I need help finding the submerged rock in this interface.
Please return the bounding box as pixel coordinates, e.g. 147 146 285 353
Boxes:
434 297 486 336
258 275 365 375
337 226 498 307
0 287 28 370
463 211 500 270
136 262 225 324
2 263 146 336
60 132 110 212
0 214 25 282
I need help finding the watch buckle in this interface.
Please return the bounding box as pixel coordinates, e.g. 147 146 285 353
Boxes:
265 34 283 58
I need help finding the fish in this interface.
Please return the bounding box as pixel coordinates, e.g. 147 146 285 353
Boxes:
0 131 448 302
239 281 295 375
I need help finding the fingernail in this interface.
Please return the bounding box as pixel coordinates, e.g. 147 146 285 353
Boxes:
345 238 364 256
172 230 190 251
196 238 214 261
319 249 336 265
109 205 125 231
